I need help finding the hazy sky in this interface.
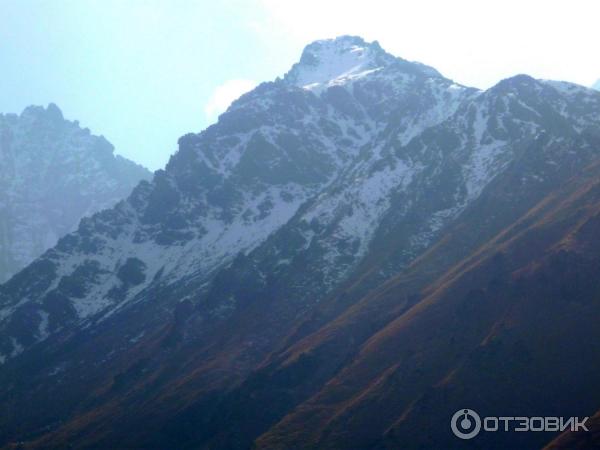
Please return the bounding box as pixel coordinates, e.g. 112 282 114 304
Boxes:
2 0 599 171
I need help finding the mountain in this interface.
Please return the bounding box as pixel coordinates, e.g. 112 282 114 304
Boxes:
0 104 151 283
592 79 600 91
1 36 600 449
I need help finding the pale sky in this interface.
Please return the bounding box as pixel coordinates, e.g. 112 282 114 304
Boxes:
2 0 599 170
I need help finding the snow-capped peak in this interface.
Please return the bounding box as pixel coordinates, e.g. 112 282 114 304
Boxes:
284 35 396 92
592 79 600 91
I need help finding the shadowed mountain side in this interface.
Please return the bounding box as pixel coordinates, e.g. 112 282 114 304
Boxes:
255 160 600 449
544 410 600 449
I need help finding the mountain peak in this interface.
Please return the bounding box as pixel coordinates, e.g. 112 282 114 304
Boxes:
592 79 600 91
21 102 64 123
283 35 397 92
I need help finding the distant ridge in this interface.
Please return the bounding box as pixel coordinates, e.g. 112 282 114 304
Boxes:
0 103 151 282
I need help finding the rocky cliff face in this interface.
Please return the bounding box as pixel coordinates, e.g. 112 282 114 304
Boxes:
1 36 600 449
0 104 151 283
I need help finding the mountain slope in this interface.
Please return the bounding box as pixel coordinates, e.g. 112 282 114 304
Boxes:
1 36 600 449
256 158 600 450
0 36 474 367
0 104 151 283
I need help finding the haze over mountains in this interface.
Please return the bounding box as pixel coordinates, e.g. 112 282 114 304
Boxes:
1 36 600 449
0 104 151 283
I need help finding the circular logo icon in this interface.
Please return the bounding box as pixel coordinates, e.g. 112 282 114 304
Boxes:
451 409 482 440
